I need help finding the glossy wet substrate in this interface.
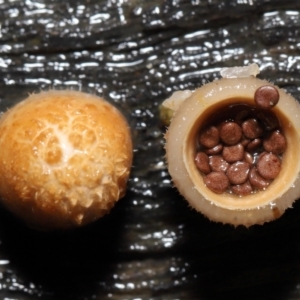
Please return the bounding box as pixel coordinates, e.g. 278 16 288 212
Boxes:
1 0 300 299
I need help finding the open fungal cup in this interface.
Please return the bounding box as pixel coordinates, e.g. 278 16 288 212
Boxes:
0 90 133 230
163 64 300 226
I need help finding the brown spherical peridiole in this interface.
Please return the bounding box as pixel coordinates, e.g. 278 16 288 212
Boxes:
0 90 133 230
164 66 300 227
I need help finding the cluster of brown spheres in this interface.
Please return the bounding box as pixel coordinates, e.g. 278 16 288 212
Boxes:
195 85 286 196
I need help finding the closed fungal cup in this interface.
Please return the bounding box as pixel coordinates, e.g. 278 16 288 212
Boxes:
163 64 300 226
0 90 133 230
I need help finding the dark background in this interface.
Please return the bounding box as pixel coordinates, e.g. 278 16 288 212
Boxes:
1 0 300 299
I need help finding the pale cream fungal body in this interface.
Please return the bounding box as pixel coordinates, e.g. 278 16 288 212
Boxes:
0 90 133 230
163 64 300 226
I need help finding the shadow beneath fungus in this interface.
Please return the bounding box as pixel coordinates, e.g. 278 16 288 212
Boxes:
0 195 129 300
175 195 300 300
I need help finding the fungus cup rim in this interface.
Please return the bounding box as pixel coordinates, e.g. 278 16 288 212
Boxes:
165 76 300 226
